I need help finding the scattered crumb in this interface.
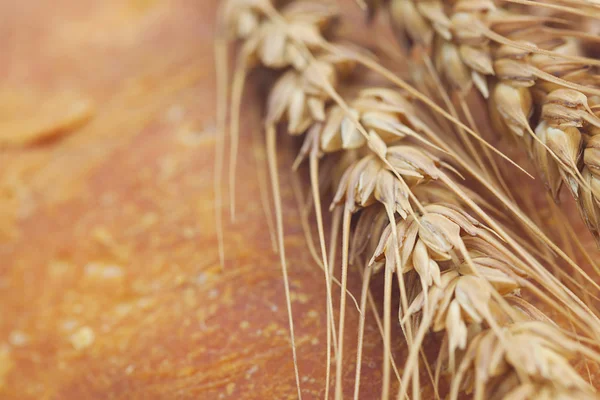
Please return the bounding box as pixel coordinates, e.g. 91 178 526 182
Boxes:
183 288 196 307
141 212 158 227
177 123 215 147
199 320 208 331
226 382 235 396
239 321 250 330
166 105 184 122
290 292 309 304
182 227 196 239
137 298 154 309
125 365 135 375
114 303 133 317
100 192 117 206
195 272 207 285
92 227 128 259
48 260 71 278
70 326 95 350
8 331 28 347
0 345 13 388
125 212 158 236
84 262 123 279
61 319 78 332
174 274 186 285
93 227 114 245
158 156 179 181
245 365 259 379
306 310 318 319
72 304 84 314
208 289 219 299
310 337 319 346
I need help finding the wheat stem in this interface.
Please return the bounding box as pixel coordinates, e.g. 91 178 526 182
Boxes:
214 36 228 270
220 2 600 398
266 123 303 399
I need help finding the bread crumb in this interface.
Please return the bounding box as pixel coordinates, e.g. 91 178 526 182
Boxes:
114 303 133 317
182 227 196 239
183 288 196 307
61 319 78 332
174 274 186 285
166 105 184 122
159 157 179 181
290 292 309 304
49 260 71 278
196 272 207 285
245 365 258 379
8 331 28 347
141 213 158 227
0 346 13 388
85 262 123 279
100 192 117 206
226 382 235 395
70 326 95 350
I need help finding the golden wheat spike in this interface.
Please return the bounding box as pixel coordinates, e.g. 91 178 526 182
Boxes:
217 0 600 398
372 0 600 245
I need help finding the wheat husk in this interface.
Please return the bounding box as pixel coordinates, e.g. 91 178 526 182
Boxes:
370 0 600 244
217 1 600 399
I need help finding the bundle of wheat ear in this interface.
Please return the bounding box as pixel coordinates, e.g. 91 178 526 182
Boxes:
365 0 600 243
215 0 600 399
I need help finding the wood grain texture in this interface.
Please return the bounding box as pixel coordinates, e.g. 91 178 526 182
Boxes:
0 1 597 399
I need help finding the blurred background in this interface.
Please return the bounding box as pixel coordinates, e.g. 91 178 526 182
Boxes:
0 1 392 398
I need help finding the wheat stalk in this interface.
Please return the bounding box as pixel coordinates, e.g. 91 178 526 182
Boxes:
366 0 600 244
215 0 600 398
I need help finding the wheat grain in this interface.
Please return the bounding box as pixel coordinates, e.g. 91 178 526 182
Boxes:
217 1 600 398
370 0 600 244
217 2 343 397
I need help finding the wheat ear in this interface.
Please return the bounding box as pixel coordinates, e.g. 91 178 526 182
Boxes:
367 0 600 244
218 0 600 398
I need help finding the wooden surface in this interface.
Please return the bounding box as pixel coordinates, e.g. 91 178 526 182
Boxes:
0 1 597 399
